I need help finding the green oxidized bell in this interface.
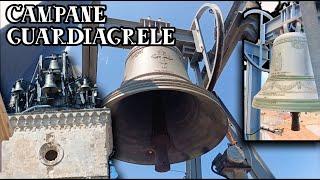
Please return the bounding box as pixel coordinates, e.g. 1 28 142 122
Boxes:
253 32 320 131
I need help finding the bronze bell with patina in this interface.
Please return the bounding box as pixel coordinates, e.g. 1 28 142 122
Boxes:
103 46 228 172
253 32 320 131
48 55 60 72
12 79 24 94
80 77 91 91
42 71 58 94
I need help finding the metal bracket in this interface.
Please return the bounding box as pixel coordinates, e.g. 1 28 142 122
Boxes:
190 3 225 91
214 93 275 179
244 2 302 45
212 144 251 179
243 40 270 72
265 2 302 43
244 9 273 72
243 8 272 141
140 17 170 28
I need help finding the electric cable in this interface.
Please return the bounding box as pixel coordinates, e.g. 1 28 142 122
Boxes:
245 127 262 136
246 126 284 136
211 160 229 179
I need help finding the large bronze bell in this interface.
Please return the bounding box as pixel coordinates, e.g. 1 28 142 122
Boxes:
253 32 320 130
42 71 58 94
103 46 228 172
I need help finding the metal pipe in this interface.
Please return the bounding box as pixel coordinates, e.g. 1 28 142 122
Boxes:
62 51 67 80
21 105 51 114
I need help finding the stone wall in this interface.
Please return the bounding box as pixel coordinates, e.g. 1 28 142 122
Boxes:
0 108 113 179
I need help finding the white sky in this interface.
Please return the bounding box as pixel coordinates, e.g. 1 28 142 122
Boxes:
260 1 279 12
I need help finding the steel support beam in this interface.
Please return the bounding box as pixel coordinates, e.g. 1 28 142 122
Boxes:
82 38 98 83
82 16 196 84
82 1 100 84
214 92 275 179
244 42 261 140
264 3 302 44
300 1 320 97
203 1 260 90
187 1 264 178
186 158 202 179
243 40 269 140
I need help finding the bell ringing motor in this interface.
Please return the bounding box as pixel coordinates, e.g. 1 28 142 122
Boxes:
5 4 176 46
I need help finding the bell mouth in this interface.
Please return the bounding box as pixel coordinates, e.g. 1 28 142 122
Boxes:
103 79 228 165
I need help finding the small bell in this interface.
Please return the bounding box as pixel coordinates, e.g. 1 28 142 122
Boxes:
80 77 90 91
93 84 98 97
48 56 60 71
42 71 58 94
13 80 24 94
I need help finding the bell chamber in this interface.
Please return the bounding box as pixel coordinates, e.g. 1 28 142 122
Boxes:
253 32 320 112
103 46 228 172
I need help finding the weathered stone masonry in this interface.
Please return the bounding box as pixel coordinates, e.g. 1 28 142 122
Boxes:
0 108 113 179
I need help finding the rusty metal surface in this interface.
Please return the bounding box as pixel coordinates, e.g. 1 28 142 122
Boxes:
213 92 275 179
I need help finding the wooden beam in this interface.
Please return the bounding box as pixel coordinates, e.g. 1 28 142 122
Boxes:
0 93 12 142
0 93 12 172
